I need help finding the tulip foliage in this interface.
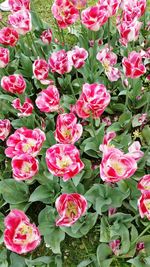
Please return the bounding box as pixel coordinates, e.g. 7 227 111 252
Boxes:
0 0 150 266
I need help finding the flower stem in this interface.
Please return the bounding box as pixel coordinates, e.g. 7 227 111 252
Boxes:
90 115 99 146
131 223 150 247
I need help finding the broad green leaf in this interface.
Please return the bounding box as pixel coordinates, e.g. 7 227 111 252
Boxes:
29 185 52 202
97 244 112 267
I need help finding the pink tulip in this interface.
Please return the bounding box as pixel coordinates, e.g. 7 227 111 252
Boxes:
35 85 60 113
0 27 19 47
49 49 73 75
8 0 30 12
4 209 41 254
138 175 150 192
128 141 144 161
12 98 33 117
0 119 11 141
122 51 146 78
75 83 110 119
54 113 83 144
1 74 26 94
33 59 49 81
5 127 46 158
138 192 150 220
68 46 88 69
109 240 120 256
69 0 86 9
8 10 32 35
11 153 39 181
81 5 108 31
40 29 52 44
96 46 117 66
55 193 87 226
98 0 121 17
46 144 84 181
51 0 79 29
0 47 9 68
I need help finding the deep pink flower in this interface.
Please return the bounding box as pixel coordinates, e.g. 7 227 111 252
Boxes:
35 85 60 113
51 0 79 29
138 192 150 220
55 193 87 226
8 0 30 12
12 98 33 117
46 144 84 181
127 141 144 161
0 47 9 68
54 113 83 144
0 119 11 141
120 0 146 18
33 59 49 81
117 19 142 46
5 127 46 158
138 175 150 192
136 242 145 251
8 10 32 35
40 29 52 44
11 153 39 181
1 74 26 94
68 46 88 69
0 27 19 47
81 5 108 31
49 50 73 75
75 83 110 119
4 209 41 254
102 116 112 126
96 46 117 66
98 0 121 17
122 51 146 78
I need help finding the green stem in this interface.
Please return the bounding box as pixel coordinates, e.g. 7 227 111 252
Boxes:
61 29 65 44
69 179 77 192
76 70 80 86
132 223 150 246
69 79 76 101
90 116 99 146
29 32 39 56
55 19 62 43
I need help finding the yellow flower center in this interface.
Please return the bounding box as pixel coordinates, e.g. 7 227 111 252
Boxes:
22 162 32 173
111 160 125 175
66 201 78 218
102 60 111 72
13 222 34 245
145 200 150 210
23 139 36 153
56 156 72 169
61 128 71 138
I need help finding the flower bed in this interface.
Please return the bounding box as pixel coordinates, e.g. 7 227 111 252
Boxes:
0 0 150 266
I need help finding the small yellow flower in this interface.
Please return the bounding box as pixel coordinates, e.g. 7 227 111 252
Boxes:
132 130 142 140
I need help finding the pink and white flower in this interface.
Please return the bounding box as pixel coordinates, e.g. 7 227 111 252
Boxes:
128 141 144 161
54 113 83 144
109 240 120 256
0 119 11 141
138 175 150 192
75 83 110 119
138 192 150 220
122 51 146 78
68 46 88 69
46 144 84 181
8 10 32 35
0 27 19 47
49 50 73 75
1 74 26 94
33 59 49 81
40 29 52 44
55 193 87 226
11 153 39 181
4 209 41 254
5 127 46 158
51 0 79 29
35 85 60 113
69 0 86 9
0 47 9 68
98 0 121 17
8 0 30 12
12 98 34 117
81 5 108 31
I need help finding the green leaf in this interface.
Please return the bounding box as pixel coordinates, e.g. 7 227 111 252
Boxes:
142 126 150 145
29 185 52 202
77 259 93 267
97 244 112 267
0 95 15 102
100 217 110 242
0 179 29 204
10 253 26 267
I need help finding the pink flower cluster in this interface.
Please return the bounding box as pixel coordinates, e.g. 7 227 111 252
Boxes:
117 0 146 46
96 45 121 81
5 127 45 181
100 132 144 183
